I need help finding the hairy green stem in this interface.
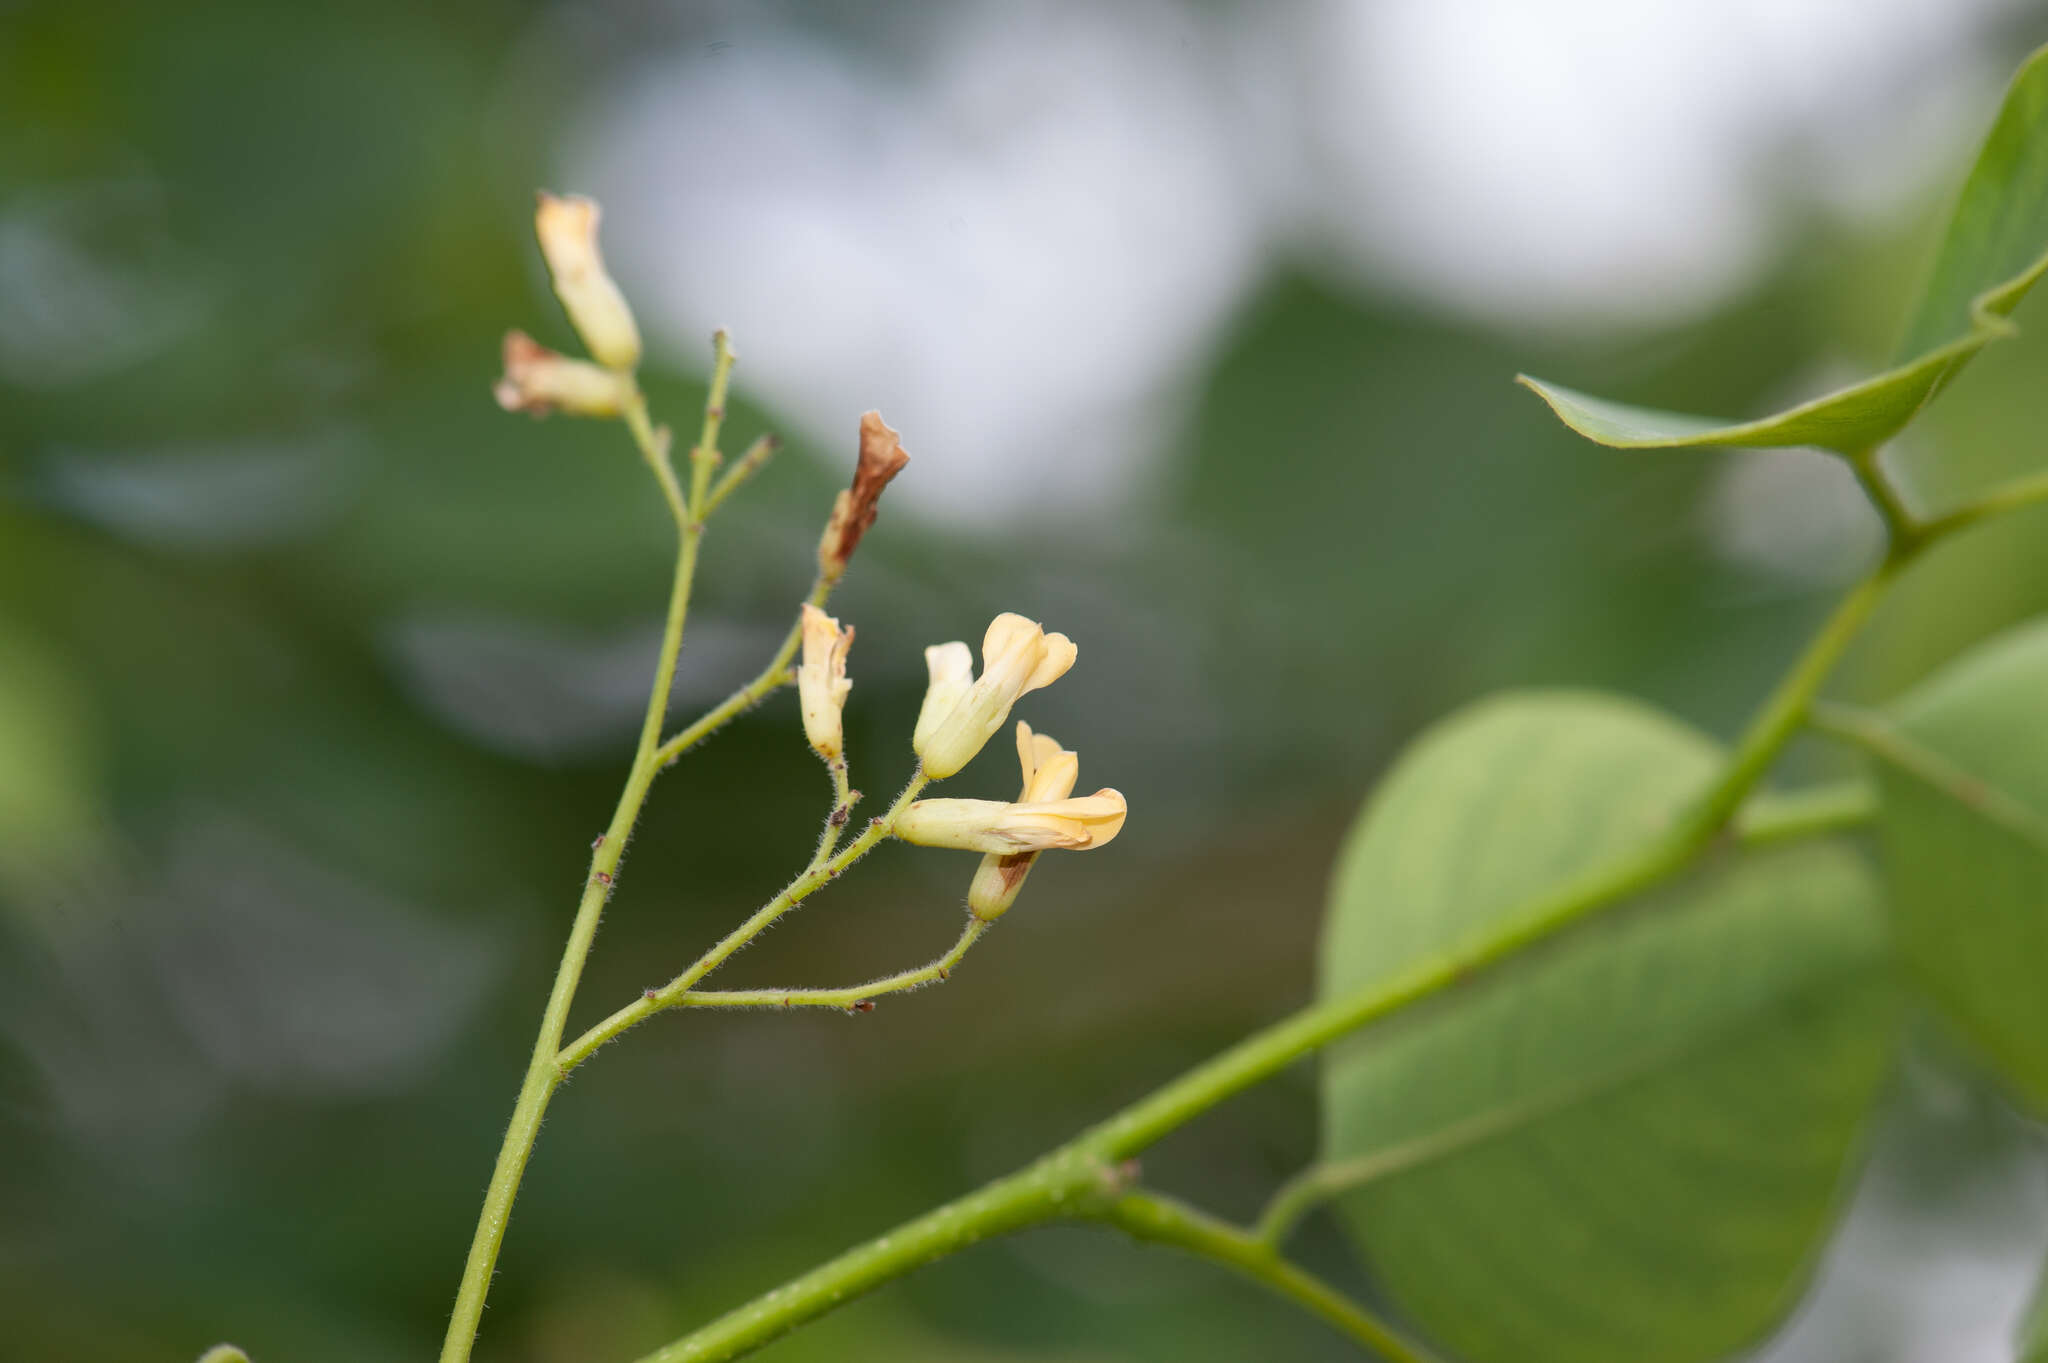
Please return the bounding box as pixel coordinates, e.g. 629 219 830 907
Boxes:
809 759 855 867
1099 1191 1439 1363
671 917 987 1011
651 576 831 771
688 331 735 511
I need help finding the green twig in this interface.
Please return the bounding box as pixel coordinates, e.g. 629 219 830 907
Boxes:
1913 466 2048 543
669 918 987 1012
702 434 780 517
1098 1191 1440 1363
632 1151 1135 1363
652 577 832 771
556 775 929 1073
688 331 736 512
1731 780 1879 847
1848 446 1919 545
1666 560 1900 842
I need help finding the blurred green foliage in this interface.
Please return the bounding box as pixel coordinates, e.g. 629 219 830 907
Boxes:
7 4 2048 1362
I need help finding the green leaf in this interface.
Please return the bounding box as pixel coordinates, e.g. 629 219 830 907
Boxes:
1520 43 2048 456
1860 617 2048 1109
1318 692 1895 1363
1894 44 2048 363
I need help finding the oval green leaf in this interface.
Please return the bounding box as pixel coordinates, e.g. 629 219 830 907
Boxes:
1856 618 2048 1109
1318 692 1895 1363
1519 43 2048 456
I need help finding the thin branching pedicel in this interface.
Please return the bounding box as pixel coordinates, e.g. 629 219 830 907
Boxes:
437 191 1130 1363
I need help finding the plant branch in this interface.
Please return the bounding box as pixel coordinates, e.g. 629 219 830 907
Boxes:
1667 560 1901 841
702 434 780 517
1098 1191 1440 1363
652 576 833 771
1078 572 1891 1166
631 1150 1134 1363
688 331 736 512
624 397 689 531
1849 447 1918 545
556 775 929 1073
809 759 856 867
670 918 987 1011
1731 780 1878 847
1912 466 2048 544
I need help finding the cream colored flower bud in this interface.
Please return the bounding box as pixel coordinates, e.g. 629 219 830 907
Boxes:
910 614 1077 779
966 723 1080 920
535 192 642 369
494 331 633 417
895 788 1125 855
912 642 973 757
796 604 853 761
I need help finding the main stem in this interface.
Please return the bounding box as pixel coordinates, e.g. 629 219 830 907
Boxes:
440 389 705 1363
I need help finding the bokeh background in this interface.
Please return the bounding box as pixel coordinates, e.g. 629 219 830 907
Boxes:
8 2 2048 1359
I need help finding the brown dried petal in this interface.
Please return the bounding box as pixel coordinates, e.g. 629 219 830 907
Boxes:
817 410 911 580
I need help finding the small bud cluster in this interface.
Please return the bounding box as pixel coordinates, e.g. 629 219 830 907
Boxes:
800 580 1125 919
495 192 642 418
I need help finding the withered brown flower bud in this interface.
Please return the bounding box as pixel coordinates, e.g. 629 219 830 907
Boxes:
817 411 911 583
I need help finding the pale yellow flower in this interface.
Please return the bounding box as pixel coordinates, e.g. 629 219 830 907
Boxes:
796 604 853 762
894 787 1126 856
911 614 1076 779
965 723 1081 920
534 192 642 370
494 331 632 417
